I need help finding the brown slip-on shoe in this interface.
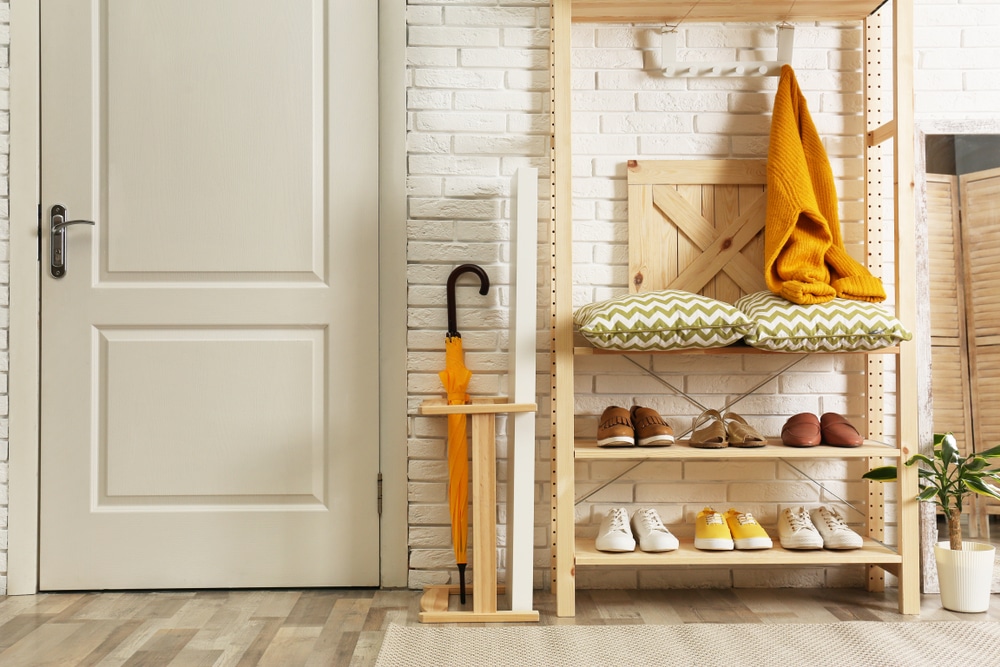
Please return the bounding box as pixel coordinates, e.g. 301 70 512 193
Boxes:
781 412 821 447
820 412 864 447
597 406 634 447
690 409 727 448
630 405 674 447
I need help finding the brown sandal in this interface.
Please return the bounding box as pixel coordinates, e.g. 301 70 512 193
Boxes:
723 412 766 448
690 409 727 448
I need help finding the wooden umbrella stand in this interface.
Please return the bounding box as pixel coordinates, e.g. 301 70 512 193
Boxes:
417 397 539 623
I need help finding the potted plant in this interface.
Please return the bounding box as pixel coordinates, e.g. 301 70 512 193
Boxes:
863 432 1000 612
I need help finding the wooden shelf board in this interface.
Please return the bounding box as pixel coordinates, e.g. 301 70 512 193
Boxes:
574 345 901 356
420 397 537 415
575 537 902 567
570 0 888 24
575 440 900 460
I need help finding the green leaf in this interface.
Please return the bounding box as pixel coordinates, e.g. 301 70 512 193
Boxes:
977 444 1000 459
940 433 959 467
905 453 934 467
917 487 939 502
964 457 988 472
862 466 898 482
964 477 1000 501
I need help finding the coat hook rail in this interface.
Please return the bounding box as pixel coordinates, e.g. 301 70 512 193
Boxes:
661 24 794 78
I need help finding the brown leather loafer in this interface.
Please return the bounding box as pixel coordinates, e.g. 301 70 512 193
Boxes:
781 413 821 447
597 406 634 447
820 412 864 447
630 405 674 447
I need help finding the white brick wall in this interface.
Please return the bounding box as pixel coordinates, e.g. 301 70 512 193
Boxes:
915 1 1000 117
406 0 551 590
403 0 999 595
1 0 999 597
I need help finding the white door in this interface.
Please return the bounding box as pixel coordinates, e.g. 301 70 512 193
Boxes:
39 0 380 589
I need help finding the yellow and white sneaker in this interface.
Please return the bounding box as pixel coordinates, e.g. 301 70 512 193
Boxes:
724 509 773 550
694 507 734 550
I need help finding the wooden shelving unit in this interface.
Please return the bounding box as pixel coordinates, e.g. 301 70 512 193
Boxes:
549 0 920 617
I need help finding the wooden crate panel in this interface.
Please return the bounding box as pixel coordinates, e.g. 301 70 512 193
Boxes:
627 159 767 301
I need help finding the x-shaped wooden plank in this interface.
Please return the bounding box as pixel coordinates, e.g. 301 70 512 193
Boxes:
651 184 767 295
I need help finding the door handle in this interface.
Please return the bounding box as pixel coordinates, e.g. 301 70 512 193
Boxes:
50 204 95 278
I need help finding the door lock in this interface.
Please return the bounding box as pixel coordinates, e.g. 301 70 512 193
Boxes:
50 204 95 278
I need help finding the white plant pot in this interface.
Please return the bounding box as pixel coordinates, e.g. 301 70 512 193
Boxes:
934 541 996 613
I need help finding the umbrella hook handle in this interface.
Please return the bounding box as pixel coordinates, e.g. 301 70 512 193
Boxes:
446 263 490 338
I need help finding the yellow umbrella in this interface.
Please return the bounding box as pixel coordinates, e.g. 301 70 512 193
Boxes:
439 264 489 605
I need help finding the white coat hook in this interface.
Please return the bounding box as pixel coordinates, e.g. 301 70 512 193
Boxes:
777 23 794 65
661 24 794 78
660 27 678 76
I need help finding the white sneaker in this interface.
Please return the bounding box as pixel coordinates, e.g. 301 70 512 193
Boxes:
595 507 636 552
630 508 679 552
810 506 863 550
778 507 823 549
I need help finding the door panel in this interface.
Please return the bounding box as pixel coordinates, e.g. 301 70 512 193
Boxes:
926 174 973 456
104 1 320 275
40 0 379 589
959 167 1000 523
101 330 324 498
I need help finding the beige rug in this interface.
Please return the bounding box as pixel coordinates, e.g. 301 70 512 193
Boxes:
375 621 1000 667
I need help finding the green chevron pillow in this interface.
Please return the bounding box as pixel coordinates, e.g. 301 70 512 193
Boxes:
735 291 912 352
574 290 753 351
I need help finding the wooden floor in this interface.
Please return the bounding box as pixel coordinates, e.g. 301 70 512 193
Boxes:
1 586 998 666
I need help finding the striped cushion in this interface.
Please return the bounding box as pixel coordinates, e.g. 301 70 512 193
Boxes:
574 290 753 351
735 291 912 352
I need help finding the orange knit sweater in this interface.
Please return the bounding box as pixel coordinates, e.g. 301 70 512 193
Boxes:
764 65 885 304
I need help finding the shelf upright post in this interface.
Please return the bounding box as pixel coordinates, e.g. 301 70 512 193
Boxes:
892 0 922 616
549 0 577 618
864 2 887 596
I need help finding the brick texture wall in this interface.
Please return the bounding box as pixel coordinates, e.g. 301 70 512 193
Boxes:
403 0 1000 594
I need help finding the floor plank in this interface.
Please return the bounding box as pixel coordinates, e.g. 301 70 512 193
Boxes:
0 587 998 666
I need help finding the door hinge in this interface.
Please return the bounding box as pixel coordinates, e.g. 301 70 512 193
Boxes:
37 204 42 261
377 472 383 516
